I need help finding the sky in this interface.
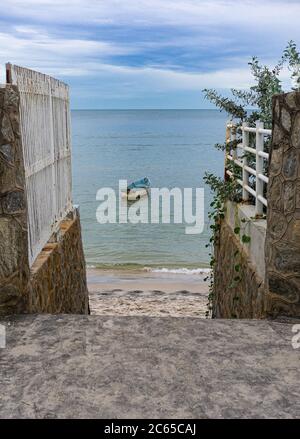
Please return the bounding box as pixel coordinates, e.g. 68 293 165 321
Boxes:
1 0 300 109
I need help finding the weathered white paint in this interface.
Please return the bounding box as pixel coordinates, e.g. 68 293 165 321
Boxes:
226 121 271 214
6 64 73 266
225 200 266 280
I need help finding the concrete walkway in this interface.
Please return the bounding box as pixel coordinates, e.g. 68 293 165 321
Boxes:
0 314 299 418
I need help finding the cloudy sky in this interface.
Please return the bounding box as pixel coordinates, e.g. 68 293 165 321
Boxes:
1 0 300 108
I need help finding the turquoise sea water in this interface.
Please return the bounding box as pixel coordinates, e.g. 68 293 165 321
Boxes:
72 110 227 270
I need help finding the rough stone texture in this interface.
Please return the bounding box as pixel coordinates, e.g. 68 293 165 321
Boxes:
28 212 89 314
0 314 299 419
0 85 29 316
265 92 300 318
213 221 265 319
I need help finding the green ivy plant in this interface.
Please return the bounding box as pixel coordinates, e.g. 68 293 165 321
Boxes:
203 41 300 318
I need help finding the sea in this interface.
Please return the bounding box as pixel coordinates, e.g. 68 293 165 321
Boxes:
71 109 227 273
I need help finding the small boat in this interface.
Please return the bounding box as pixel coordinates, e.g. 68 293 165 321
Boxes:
121 177 151 201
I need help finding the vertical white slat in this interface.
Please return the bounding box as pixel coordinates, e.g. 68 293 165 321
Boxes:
224 121 231 179
242 122 249 201
48 77 57 232
231 124 237 161
255 120 264 216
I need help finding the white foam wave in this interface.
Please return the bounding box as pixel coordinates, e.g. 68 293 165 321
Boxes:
144 267 211 275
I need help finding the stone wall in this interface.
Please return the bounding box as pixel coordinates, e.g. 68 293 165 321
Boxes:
265 91 300 318
0 85 29 315
0 85 89 316
28 210 89 314
214 91 300 320
213 204 266 319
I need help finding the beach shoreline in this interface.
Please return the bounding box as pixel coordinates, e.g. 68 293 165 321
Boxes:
87 268 210 318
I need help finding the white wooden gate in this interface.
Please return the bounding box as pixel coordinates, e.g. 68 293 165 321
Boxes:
6 64 73 266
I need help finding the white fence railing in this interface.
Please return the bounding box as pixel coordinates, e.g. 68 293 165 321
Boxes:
225 120 271 215
6 64 73 266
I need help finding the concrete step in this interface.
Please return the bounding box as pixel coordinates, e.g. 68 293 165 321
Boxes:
0 314 299 418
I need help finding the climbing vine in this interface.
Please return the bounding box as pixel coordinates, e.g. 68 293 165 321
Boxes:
203 41 300 317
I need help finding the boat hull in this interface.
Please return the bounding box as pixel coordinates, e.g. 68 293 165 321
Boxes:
121 188 148 201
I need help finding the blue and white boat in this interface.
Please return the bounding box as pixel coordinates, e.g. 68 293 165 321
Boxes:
122 177 151 201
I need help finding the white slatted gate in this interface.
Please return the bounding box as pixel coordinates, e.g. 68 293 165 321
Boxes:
6 64 73 266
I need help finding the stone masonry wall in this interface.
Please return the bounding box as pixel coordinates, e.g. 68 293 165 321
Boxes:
214 91 300 319
213 221 265 319
265 92 300 318
0 85 29 316
28 210 89 314
0 84 89 316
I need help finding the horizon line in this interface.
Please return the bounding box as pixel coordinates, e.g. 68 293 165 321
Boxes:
70 108 221 111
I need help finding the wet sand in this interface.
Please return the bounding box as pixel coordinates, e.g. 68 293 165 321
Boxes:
87 269 210 318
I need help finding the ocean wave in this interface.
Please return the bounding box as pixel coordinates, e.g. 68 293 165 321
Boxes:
143 267 211 275
87 263 144 270
87 263 211 274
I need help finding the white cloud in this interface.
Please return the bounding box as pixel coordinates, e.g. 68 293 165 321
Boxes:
3 0 300 31
0 29 137 81
85 63 253 90
0 0 298 106
0 26 294 93
76 61 295 90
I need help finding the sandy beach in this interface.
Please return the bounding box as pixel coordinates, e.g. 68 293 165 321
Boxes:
87 268 210 318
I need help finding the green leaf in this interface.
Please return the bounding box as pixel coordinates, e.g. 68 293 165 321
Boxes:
241 234 251 243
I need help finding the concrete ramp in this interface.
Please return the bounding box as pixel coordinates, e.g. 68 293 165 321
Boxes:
0 315 299 418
